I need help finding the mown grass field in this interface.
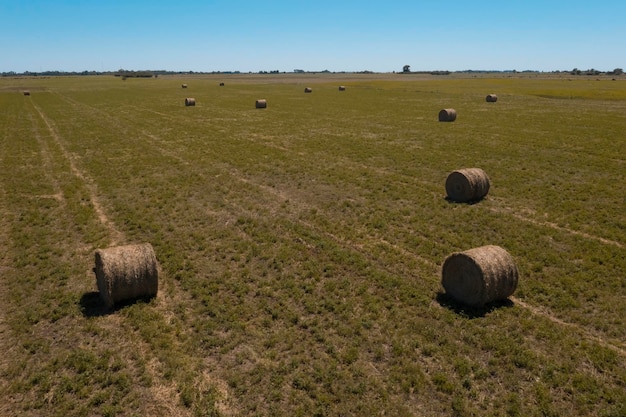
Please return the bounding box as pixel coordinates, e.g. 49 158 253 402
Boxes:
0 73 624 416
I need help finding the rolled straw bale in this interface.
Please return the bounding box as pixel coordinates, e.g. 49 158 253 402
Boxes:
304 87 313 93
438 108 457 122
255 99 267 108
486 94 498 102
441 245 518 307
445 168 490 202
23 90 30 96
94 243 159 309
181 83 188 88
185 97 196 106
338 86 346 91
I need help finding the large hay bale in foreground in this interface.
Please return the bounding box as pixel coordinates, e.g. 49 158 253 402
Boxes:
94 243 159 309
438 108 457 122
255 99 267 108
445 168 490 202
338 86 346 91
442 245 518 307
486 94 498 102
304 87 313 93
23 90 30 96
185 97 196 106
181 83 188 88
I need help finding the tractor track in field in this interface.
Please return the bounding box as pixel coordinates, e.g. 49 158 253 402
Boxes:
30 101 125 246
511 296 626 357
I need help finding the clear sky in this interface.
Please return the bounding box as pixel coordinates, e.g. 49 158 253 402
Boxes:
1 0 624 73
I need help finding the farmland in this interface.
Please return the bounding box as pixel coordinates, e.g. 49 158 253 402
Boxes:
0 73 625 416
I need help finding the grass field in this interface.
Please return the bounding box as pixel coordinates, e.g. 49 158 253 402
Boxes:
0 73 624 416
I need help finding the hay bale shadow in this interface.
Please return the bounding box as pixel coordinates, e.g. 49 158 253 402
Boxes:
444 196 486 205
80 291 110 317
80 291 155 317
436 292 514 319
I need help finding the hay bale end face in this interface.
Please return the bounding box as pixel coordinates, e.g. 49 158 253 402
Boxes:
255 99 267 108
23 90 30 96
445 168 490 202
304 87 313 93
438 108 457 122
338 86 346 91
94 243 159 309
185 97 196 106
486 94 498 102
442 245 518 307
181 83 188 88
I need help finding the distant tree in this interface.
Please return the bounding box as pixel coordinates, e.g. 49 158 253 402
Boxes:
403 65 411 73
610 68 623 75
571 68 581 75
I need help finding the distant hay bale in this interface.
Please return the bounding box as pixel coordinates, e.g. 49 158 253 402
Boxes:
23 90 30 96
486 94 498 102
255 99 267 108
338 86 346 91
441 245 519 307
445 168 490 202
185 97 196 106
94 243 159 309
304 87 313 93
181 83 188 88
438 108 457 122
219 82 225 86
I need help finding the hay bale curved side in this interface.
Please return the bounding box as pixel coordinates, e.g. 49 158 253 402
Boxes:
94 243 159 309
255 99 267 108
438 108 457 122
304 87 313 93
338 86 346 91
445 168 490 202
441 245 518 307
185 97 196 106
486 94 498 102
181 83 188 88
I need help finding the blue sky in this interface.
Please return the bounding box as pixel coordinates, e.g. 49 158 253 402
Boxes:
1 0 624 73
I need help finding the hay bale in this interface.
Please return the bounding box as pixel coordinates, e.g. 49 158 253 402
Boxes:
185 97 196 106
94 243 159 309
438 108 456 122
304 87 313 93
181 83 188 88
23 90 30 96
445 168 490 202
338 86 346 91
219 82 225 86
441 245 518 307
486 94 498 102
255 99 267 108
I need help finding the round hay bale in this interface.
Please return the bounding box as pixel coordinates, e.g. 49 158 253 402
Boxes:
445 168 490 202
181 83 188 88
338 86 346 91
255 99 267 109
441 245 518 307
23 90 30 96
185 97 196 106
94 243 159 309
438 108 457 122
304 87 313 93
486 94 498 102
